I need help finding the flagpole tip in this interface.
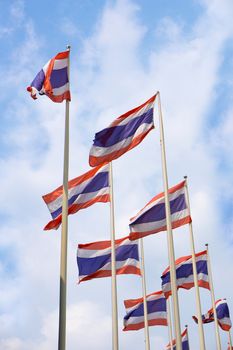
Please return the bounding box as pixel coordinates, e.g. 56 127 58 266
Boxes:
66 45 71 50
184 175 187 180
185 324 188 328
205 243 209 247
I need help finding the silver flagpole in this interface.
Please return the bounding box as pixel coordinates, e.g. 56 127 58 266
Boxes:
228 330 233 349
58 45 71 350
184 176 206 350
167 297 173 350
205 243 221 350
157 91 182 350
140 238 150 350
109 162 119 350
185 324 190 346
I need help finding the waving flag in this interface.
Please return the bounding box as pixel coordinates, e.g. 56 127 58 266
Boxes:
129 180 191 240
89 94 157 167
161 250 209 298
77 236 141 282
193 299 232 331
216 299 232 331
123 290 167 331
27 50 71 102
43 163 110 230
192 309 214 325
166 328 189 350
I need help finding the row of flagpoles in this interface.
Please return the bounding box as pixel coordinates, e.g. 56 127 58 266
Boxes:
27 46 232 350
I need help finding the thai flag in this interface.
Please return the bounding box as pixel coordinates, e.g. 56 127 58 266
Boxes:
89 95 157 167
193 299 232 331
77 236 141 282
166 328 189 350
27 50 71 103
192 309 214 324
129 180 191 240
43 163 110 230
123 290 167 331
161 250 209 298
216 299 232 331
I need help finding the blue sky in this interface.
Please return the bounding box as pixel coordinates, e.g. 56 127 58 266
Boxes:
1 0 233 349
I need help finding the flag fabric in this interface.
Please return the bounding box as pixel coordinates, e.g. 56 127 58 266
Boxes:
27 51 71 102
43 163 110 230
161 250 209 298
89 94 157 167
129 180 191 240
227 344 233 350
166 328 189 350
216 299 232 331
123 290 167 331
193 299 232 331
192 310 214 325
77 236 141 283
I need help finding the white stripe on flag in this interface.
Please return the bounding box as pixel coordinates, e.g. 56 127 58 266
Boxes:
48 187 109 215
130 187 186 221
162 273 209 293
53 58 69 70
130 208 189 233
52 83 70 96
78 240 138 258
89 122 153 157
114 101 154 126
124 311 167 326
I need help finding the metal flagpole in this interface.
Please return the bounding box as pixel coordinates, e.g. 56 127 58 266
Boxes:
184 176 206 350
140 238 150 350
167 297 173 350
157 91 182 350
185 324 190 345
109 162 119 350
228 330 233 349
205 243 221 350
58 45 71 350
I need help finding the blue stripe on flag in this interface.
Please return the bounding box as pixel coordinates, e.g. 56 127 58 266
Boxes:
77 244 139 276
50 67 69 88
124 298 166 320
217 303 230 319
30 69 45 91
131 194 187 225
93 108 153 147
51 171 109 219
162 260 208 284
80 171 109 193
173 340 189 350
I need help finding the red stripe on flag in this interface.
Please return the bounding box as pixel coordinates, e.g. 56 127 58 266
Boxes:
110 94 157 127
47 90 71 103
124 290 164 308
55 51 70 59
123 318 167 331
43 163 108 203
78 265 141 283
164 280 210 298
129 216 192 241
78 236 130 250
44 194 110 230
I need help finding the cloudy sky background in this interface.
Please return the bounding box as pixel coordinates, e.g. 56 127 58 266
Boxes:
1 0 233 348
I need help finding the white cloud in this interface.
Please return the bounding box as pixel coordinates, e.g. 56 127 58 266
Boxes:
10 0 25 23
0 0 25 39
